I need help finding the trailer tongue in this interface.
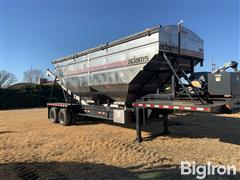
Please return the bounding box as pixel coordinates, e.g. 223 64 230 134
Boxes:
47 23 240 143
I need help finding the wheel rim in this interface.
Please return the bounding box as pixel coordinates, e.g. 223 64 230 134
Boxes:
50 110 55 122
59 112 64 124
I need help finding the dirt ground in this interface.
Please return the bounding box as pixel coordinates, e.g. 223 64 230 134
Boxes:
0 108 239 179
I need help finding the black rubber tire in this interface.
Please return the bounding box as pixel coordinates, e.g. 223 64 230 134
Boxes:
49 107 59 123
58 108 71 126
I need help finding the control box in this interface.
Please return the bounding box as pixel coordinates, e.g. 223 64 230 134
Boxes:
208 72 240 96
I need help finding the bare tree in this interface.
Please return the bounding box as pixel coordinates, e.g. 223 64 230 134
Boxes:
0 70 17 88
23 69 44 83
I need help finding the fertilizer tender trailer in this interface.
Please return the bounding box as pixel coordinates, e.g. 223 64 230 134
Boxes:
47 23 240 143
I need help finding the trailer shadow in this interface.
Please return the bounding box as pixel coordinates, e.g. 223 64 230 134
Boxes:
74 113 240 145
0 161 138 180
141 113 240 145
1 161 239 180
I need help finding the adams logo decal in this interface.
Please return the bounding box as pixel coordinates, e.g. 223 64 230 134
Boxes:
128 56 149 65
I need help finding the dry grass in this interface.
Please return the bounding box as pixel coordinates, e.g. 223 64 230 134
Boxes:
0 108 239 179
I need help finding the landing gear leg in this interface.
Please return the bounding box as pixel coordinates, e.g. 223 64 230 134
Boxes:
135 107 143 143
162 113 170 135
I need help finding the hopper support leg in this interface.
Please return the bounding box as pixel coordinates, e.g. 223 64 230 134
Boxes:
48 77 57 103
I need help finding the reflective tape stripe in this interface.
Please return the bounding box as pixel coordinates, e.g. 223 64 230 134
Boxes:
47 103 67 107
191 107 197 111
132 103 210 112
184 107 191 110
179 106 185 110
